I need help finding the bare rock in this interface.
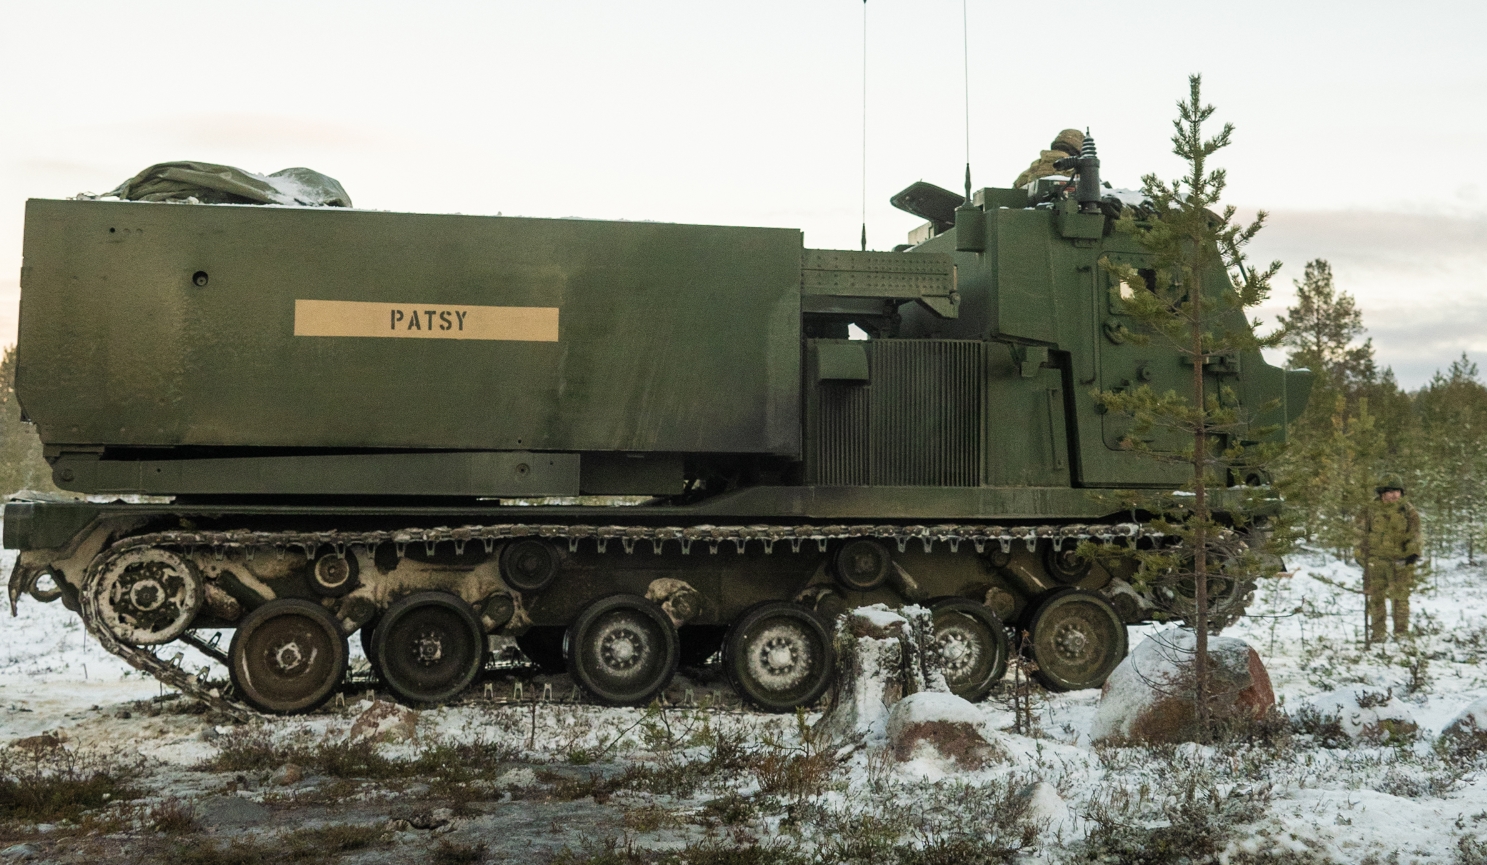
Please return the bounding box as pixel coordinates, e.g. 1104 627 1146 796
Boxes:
1441 696 1487 755
1297 686 1418 745
196 795 269 828
885 692 1003 768
1091 627 1275 744
408 807 455 830
270 763 303 786
347 700 419 743
496 767 538 788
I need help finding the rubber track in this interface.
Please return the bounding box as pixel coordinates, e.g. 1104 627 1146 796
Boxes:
77 520 1156 719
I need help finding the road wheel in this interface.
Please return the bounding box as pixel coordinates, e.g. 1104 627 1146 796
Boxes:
372 592 486 705
724 602 834 712
565 595 678 706
229 599 347 714
931 599 1009 702
1023 589 1127 692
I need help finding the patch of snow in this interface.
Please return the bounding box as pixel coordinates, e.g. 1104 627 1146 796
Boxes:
1021 780 1071 834
852 605 907 631
1304 685 1418 741
886 691 984 730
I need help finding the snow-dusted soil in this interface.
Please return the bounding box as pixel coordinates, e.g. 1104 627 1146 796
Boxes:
5 546 1487 863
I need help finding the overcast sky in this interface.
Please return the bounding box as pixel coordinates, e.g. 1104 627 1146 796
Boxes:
3 0 1483 387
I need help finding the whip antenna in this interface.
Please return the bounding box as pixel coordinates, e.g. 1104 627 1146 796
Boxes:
963 0 971 202
861 0 868 251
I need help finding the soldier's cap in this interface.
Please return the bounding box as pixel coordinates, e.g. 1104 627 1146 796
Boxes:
1375 476 1406 494
1051 128 1085 156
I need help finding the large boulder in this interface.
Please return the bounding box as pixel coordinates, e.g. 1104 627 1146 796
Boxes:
1091 628 1274 744
1296 686 1418 746
1440 696 1487 755
885 692 1003 768
347 700 419 743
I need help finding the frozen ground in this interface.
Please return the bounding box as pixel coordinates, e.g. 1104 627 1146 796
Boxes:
5 546 1487 863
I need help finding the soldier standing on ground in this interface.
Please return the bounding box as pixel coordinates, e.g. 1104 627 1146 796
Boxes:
1355 477 1423 640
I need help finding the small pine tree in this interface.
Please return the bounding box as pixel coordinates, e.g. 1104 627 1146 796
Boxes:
1094 75 1282 740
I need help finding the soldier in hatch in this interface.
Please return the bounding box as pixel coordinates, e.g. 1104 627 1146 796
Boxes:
1014 128 1086 189
1355 477 1423 640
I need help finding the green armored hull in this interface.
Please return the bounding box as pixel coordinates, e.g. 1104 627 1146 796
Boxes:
4 164 1311 715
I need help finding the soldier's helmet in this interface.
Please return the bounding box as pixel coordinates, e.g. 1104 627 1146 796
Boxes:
1375 475 1406 495
1051 128 1085 156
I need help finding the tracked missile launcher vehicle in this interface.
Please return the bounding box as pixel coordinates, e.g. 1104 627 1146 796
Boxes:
4 146 1310 715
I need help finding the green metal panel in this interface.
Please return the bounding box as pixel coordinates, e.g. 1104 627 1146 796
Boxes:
800 249 958 318
18 199 802 456
983 343 1070 487
53 450 579 497
994 210 1057 344
813 342 869 382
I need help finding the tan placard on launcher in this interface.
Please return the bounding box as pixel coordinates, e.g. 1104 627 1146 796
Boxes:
293 300 560 342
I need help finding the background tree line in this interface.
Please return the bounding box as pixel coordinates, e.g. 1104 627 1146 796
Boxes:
1276 260 1487 563
0 346 61 496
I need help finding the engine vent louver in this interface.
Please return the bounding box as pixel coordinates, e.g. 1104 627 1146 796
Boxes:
807 340 983 487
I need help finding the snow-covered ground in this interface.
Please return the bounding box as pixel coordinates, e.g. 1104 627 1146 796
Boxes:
7 546 1487 862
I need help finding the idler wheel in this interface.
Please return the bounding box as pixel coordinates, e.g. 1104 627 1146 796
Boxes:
92 547 204 645
724 602 834 713
1043 541 1092 585
930 598 1009 703
372 592 486 706
500 539 561 593
832 539 892 591
565 594 678 706
1022 588 1127 692
229 599 348 714
310 547 359 597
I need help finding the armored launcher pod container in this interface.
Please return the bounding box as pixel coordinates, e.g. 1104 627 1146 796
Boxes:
4 157 1311 716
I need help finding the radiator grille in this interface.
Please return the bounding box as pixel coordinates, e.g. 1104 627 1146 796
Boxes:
807 340 983 487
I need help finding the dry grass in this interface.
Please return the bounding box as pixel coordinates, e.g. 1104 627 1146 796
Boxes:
146 796 200 834
203 730 515 782
0 745 140 823
172 823 386 865
431 838 488 865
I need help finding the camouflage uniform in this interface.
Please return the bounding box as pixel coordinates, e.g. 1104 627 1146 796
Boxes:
1355 495 1422 637
1013 128 1086 188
